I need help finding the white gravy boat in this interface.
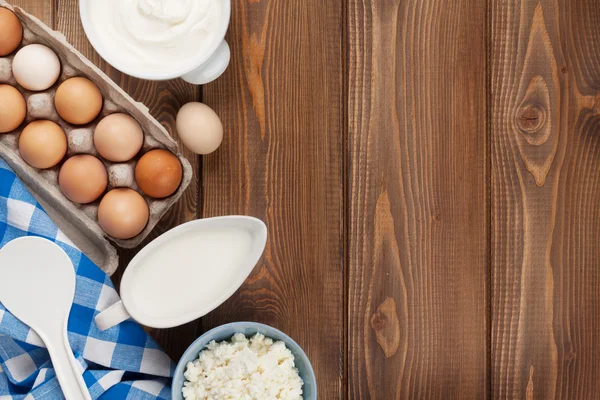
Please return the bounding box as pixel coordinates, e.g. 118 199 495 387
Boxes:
95 216 267 330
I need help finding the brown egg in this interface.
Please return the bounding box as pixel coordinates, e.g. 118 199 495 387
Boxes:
94 113 143 162
0 84 26 133
135 149 183 198
19 120 67 169
55 77 103 125
98 188 149 239
59 155 108 204
176 102 223 155
0 8 23 56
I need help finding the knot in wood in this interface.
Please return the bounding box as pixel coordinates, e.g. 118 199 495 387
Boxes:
370 297 401 358
371 311 387 331
516 103 546 134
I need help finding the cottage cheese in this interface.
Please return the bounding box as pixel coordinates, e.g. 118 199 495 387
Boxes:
182 333 304 400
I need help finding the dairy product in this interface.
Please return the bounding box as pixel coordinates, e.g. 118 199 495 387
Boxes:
128 227 254 321
87 0 222 74
183 333 304 400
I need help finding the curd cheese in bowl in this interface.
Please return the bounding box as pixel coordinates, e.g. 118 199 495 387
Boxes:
183 333 303 400
173 322 317 400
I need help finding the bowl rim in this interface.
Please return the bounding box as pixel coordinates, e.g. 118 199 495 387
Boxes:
172 321 317 399
78 0 232 80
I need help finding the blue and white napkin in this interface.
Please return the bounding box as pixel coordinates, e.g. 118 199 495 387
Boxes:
0 158 174 399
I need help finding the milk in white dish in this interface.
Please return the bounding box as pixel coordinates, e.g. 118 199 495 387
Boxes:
93 217 267 331
86 0 222 74
128 226 253 320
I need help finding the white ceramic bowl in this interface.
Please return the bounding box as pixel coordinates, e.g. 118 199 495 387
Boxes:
78 0 231 84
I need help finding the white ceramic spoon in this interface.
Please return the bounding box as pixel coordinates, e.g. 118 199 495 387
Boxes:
0 237 92 400
96 216 267 330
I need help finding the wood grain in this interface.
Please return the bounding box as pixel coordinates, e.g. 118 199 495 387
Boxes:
13 0 600 397
11 0 53 26
54 0 203 359
490 0 600 397
347 0 489 398
201 0 345 399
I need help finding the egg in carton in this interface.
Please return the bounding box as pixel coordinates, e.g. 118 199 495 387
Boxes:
0 1 193 276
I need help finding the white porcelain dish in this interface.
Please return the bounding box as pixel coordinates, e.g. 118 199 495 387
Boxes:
78 0 231 84
95 216 268 330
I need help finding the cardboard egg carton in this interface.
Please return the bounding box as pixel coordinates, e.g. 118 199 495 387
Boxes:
0 1 193 276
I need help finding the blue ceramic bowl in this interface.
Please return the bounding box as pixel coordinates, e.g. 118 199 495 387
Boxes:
172 322 317 399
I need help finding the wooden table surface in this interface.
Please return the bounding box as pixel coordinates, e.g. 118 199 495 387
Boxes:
13 0 600 398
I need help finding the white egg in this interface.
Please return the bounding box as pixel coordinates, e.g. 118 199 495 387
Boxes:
12 44 61 91
176 102 223 155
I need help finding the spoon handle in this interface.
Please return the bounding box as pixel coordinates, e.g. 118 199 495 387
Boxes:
42 321 92 400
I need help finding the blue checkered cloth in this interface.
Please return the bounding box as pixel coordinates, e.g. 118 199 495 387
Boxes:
0 158 174 399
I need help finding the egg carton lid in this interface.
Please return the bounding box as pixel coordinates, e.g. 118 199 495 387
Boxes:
0 1 193 276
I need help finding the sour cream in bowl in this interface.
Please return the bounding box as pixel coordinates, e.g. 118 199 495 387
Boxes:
79 0 231 84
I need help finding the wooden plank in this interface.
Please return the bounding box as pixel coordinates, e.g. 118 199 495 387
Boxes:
55 0 202 359
11 0 54 27
201 0 345 398
347 0 488 398
490 0 600 397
